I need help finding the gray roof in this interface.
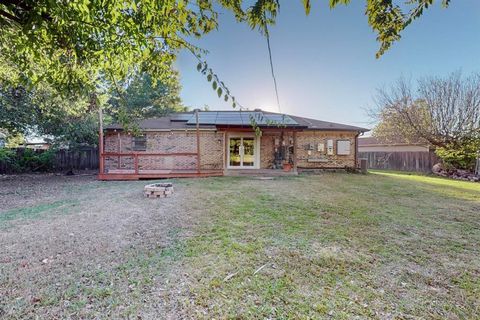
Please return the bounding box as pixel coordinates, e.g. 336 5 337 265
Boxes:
106 110 369 132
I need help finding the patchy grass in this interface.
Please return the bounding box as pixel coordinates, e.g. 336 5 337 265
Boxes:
0 200 79 226
0 172 479 319
176 173 480 319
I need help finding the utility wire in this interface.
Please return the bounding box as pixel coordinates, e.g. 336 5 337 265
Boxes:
264 22 281 113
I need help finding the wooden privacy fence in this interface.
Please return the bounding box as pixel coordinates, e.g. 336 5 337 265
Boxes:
358 151 440 173
53 148 99 171
0 147 99 174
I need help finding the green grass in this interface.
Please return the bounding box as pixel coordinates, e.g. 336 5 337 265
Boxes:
175 172 480 319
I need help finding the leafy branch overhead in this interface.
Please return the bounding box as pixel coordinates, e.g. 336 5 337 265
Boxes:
196 61 239 109
0 0 451 107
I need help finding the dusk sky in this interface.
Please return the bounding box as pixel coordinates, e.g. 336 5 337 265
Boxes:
177 1 480 129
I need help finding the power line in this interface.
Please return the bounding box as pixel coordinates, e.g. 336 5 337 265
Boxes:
264 23 281 113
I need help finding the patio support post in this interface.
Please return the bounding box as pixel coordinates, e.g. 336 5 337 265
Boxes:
196 109 201 173
98 104 104 175
293 130 298 172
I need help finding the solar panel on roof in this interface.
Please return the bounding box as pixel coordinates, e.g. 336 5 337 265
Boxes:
186 112 218 124
184 111 299 126
264 114 298 125
171 114 194 121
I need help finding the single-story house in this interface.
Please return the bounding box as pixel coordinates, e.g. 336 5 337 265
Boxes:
99 110 369 180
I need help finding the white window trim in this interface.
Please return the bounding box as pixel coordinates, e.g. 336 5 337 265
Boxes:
226 132 260 169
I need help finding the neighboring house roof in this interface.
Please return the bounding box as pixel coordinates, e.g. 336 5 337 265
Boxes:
106 110 369 132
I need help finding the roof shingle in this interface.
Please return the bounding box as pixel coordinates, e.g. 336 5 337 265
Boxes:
105 110 369 132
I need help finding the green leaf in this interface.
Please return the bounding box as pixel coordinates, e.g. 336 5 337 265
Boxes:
212 81 217 90
224 94 228 102
207 74 212 82
303 0 311 15
217 87 222 98
196 63 202 71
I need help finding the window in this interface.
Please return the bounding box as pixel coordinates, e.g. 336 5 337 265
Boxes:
337 140 351 155
132 134 147 151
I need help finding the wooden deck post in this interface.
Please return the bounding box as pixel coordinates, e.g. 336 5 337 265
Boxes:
292 130 298 172
117 132 121 169
196 109 201 174
134 153 139 174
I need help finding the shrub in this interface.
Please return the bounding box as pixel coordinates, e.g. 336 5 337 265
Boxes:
0 148 55 173
435 138 480 171
0 148 16 164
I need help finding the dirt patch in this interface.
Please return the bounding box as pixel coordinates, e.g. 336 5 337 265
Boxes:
0 173 97 211
0 174 205 319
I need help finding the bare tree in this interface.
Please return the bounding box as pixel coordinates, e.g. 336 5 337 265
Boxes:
371 72 480 148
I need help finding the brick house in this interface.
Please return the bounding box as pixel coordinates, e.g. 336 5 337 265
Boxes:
99 110 368 180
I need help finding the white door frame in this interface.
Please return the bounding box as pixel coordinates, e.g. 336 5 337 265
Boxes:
226 133 260 169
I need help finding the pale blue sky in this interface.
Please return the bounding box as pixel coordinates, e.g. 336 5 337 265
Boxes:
176 1 480 128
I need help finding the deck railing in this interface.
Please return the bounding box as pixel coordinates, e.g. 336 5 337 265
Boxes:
100 152 199 174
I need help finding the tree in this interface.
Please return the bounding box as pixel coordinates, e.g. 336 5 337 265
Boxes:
0 82 101 147
0 71 186 147
371 72 480 170
0 0 452 111
109 71 186 121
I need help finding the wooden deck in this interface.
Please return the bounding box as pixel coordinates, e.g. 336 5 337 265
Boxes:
98 169 300 180
98 169 224 180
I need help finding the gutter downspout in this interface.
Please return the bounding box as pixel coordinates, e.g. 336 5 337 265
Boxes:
354 132 360 169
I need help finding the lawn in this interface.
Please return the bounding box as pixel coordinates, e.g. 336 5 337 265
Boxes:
0 172 479 319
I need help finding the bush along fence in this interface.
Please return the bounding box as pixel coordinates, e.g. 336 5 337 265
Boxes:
358 151 440 173
0 147 99 174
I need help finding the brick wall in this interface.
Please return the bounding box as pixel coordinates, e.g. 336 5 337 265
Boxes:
260 132 278 169
104 130 224 171
199 132 224 170
104 129 358 171
259 132 295 169
296 130 357 169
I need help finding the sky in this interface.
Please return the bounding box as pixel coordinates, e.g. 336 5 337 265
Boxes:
176 1 480 129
